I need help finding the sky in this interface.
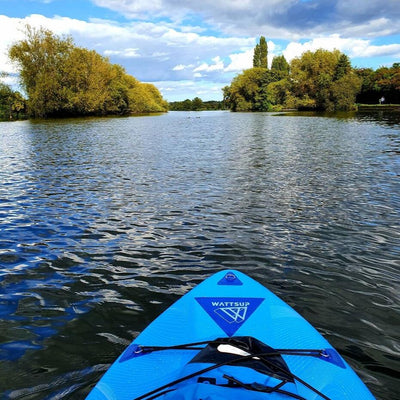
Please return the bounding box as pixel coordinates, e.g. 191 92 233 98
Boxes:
1 0 400 101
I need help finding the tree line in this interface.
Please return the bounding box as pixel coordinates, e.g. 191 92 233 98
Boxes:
0 74 27 120
223 36 400 112
2 31 399 120
169 97 226 111
356 63 400 104
3 26 168 119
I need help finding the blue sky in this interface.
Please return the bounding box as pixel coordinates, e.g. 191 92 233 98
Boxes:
1 0 400 101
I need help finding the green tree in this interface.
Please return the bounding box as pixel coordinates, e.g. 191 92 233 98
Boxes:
226 68 279 111
356 64 400 104
331 73 362 111
222 86 232 109
0 79 27 120
9 25 73 117
253 45 261 69
169 99 191 111
191 97 203 110
290 49 360 111
128 82 168 113
11 91 27 118
271 55 290 75
333 54 351 81
9 25 167 118
253 36 268 68
0 82 13 119
227 45 364 112
374 63 400 103
266 78 293 109
61 47 123 115
169 99 225 111
355 67 377 103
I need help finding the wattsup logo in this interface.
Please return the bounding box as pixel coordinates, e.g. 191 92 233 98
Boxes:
196 297 264 336
212 301 249 323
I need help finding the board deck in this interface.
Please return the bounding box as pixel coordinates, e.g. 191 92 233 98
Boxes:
86 269 375 400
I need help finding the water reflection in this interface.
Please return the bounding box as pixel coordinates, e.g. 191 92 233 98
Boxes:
279 109 400 128
356 110 400 127
0 111 399 399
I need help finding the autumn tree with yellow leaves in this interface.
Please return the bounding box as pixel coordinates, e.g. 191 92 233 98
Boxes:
9 26 168 118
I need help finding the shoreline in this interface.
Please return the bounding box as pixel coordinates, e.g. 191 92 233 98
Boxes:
357 104 400 112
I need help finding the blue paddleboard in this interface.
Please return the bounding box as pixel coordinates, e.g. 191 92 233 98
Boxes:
86 269 375 399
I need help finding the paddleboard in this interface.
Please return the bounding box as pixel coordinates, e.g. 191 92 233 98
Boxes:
86 269 375 399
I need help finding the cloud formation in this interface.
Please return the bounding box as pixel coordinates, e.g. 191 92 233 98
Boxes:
0 13 255 95
92 0 400 38
1 0 399 101
284 35 400 64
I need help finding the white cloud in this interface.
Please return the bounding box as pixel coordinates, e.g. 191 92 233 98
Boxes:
0 14 137 74
91 0 297 36
172 64 194 71
342 18 397 38
0 12 251 84
93 0 168 19
155 79 225 101
91 0 400 39
172 64 186 71
225 50 253 72
0 15 25 74
0 14 252 76
0 74 18 87
224 40 277 72
193 56 224 73
283 36 344 62
104 48 140 58
1 8 399 101
282 34 400 62
358 43 400 58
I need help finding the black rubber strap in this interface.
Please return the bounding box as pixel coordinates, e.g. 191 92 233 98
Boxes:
132 349 332 400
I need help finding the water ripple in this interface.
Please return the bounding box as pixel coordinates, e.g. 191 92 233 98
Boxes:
0 112 399 399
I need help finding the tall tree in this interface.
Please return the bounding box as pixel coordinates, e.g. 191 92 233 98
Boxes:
9 25 73 117
253 36 268 68
259 36 268 69
0 81 27 120
9 25 168 117
333 54 351 81
290 49 360 111
191 97 203 110
253 44 261 68
271 55 290 75
226 68 279 111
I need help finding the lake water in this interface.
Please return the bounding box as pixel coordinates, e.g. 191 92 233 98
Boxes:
0 111 399 399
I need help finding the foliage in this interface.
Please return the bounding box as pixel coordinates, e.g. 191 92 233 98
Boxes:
169 98 226 111
271 55 290 75
331 74 362 111
222 86 232 109
0 79 27 120
225 47 365 112
228 68 281 111
291 49 362 111
191 97 203 110
253 36 268 68
9 25 167 118
333 54 352 81
356 63 400 104
228 37 400 111
129 82 169 113
266 79 292 108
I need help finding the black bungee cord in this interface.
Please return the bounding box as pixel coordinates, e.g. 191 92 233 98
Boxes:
131 338 333 400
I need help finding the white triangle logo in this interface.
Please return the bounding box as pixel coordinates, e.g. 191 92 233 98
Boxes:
214 307 247 323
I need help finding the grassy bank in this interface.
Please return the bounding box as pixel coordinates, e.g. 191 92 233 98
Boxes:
357 104 400 112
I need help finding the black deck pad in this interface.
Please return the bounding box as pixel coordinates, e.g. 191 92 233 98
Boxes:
189 336 294 382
